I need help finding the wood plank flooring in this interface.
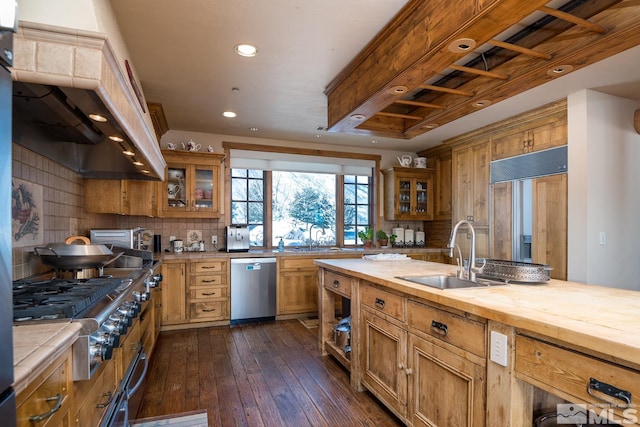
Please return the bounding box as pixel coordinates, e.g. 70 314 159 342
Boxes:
136 320 404 426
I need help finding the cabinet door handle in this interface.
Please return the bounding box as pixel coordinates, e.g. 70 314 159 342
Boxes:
333 280 340 288
431 320 448 336
202 292 217 296
375 298 385 309
405 368 413 376
587 377 632 405
398 363 405 370
96 391 113 409
29 393 63 422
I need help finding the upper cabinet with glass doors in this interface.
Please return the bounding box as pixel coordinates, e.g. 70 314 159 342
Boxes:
161 150 225 218
383 167 435 221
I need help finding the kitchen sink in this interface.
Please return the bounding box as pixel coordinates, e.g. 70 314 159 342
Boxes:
395 274 505 289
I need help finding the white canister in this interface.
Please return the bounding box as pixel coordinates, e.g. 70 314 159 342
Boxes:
172 239 183 253
415 230 425 245
392 227 404 244
405 228 414 244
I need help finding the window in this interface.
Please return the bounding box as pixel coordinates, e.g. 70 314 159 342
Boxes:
343 175 371 245
230 169 265 246
227 145 379 249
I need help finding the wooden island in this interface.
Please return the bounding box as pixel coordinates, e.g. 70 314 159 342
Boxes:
316 257 640 427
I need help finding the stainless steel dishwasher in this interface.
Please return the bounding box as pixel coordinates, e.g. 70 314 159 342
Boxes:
230 257 277 325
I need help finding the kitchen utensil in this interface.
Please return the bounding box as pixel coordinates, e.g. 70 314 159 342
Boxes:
392 226 405 245
167 169 184 179
207 145 214 152
172 239 183 253
194 188 204 199
167 183 182 199
414 157 426 168
166 143 176 150
34 236 124 270
415 230 425 245
405 228 414 244
397 155 412 167
334 323 350 348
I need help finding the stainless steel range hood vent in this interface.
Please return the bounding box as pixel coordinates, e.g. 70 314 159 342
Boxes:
11 21 166 180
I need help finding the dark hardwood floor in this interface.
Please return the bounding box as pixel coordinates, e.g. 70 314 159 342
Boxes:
136 320 404 426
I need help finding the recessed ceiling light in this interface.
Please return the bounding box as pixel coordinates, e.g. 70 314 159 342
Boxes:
448 38 476 53
122 149 135 156
387 85 408 95
472 100 492 108
547 65 574 77
234 44 258 57
109 135 124 142
249 127 259 132
89 114 107 122
423 123 439 129
133 160 144 166
314 134 322 138
141 170 150 174
371 140 378 144
223 111 237 118
350 114 366 121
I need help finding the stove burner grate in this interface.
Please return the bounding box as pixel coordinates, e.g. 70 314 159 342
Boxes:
12 277 123 321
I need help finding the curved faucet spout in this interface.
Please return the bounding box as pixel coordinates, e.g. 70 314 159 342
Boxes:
447 220 483 281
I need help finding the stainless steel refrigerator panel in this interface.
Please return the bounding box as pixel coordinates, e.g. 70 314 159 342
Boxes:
230 258 277 322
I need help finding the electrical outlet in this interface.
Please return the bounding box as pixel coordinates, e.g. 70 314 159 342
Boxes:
490 331 508 367
211 235 218 245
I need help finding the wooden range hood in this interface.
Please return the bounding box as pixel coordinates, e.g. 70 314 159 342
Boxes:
325 0 640 140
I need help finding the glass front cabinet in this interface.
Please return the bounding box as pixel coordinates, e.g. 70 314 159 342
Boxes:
383 167 435 221
161 150 225 218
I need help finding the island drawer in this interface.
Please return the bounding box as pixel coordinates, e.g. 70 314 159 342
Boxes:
191 274 227 286
515 334 640 424
190 260 227 273
360 282 405 321
323 270 351 297
407 300 486 357
190 300 228 321
190 285 228 299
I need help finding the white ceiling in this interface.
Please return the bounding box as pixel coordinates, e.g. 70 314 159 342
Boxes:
110 0 640 153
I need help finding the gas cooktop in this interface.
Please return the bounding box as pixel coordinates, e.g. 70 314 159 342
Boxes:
12 276 123 321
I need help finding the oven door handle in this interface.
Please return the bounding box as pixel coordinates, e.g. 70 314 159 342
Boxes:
126 350 149 399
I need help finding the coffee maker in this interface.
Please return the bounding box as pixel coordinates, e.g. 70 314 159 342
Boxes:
226 225 250 252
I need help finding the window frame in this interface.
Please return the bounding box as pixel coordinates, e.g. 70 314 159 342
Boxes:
224 142 380 249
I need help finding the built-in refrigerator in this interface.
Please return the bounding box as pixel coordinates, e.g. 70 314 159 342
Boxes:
0 4 17 426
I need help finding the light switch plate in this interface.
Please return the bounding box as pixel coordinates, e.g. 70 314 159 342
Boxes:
490 331 508 367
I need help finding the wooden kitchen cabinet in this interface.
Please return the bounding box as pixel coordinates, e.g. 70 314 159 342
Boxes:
188 259 229 322
161 261 187 326
383 167 435 221
277 257 319 316
73 356 116 427
161 150 224 218
16 348 72 427
84 179 158 216
418 144 452 221
491 100 567 161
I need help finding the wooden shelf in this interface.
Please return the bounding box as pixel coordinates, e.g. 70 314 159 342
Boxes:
325 340 351 371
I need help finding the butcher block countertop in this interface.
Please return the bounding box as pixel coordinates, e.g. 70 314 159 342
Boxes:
12 321 82 395
314 258 640 369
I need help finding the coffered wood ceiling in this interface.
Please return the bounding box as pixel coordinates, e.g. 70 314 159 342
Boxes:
110 0 640 152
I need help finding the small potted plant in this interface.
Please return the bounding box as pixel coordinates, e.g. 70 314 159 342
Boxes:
376 230 389 247
389 234 397 247
357 227 374 248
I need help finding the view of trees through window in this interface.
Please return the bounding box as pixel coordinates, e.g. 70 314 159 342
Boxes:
231 168 371 248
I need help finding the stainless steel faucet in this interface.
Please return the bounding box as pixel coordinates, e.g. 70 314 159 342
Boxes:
309 224 324 250
447 220 485 281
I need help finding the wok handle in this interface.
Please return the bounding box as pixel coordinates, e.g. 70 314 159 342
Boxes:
64 235 91 245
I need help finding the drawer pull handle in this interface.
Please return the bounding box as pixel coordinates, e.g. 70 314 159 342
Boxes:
431 320 448 336
202 292 216 296
333 280 340 288
588 377 631 406
96 391 113 409
375 298 385 309
202 279 218 283
30 393 63 422
203 308 216 312
202 266 218 270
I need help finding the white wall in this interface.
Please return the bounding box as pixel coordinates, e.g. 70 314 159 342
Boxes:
568 90 640 289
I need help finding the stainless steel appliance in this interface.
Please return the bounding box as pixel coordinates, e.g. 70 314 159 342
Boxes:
91 228 151 250
12 252 162 426
0 6 17 426
230 258 276 324
226 225 250 252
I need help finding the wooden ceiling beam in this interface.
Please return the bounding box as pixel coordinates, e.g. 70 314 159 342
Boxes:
375 111 423 120
538 6 607 34
487 39 552 59
394 99 446 109
449 64 509 80
417 84 474 97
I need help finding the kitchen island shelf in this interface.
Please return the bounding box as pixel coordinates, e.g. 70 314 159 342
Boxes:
324 340 351 371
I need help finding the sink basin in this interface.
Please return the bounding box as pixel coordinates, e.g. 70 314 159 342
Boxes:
395 275 505 289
